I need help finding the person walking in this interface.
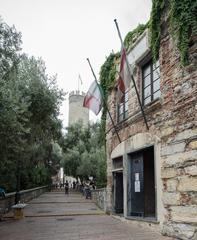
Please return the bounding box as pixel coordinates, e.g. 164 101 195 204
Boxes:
65 180 69 195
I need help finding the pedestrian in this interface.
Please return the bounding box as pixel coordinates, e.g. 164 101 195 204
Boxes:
65 180 69 195
84 183 91 199
60 183 63 191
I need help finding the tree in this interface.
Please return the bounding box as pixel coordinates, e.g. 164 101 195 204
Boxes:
0 18 65 191
61 122 107 187
15 54 65 190
0 17 22 79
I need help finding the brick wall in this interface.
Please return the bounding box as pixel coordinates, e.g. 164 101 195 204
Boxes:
105 16 197 240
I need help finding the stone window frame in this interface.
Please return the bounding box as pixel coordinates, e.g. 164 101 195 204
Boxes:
141 59 161 106
117 90 129 123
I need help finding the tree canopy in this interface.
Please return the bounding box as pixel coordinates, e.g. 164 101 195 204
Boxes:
0 17 107 192
0 18 64 192
61 122 106 188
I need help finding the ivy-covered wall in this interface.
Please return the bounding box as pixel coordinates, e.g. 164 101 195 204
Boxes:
150 0 197 65
100 0 197 98
99 52 120 136
99 0 197 141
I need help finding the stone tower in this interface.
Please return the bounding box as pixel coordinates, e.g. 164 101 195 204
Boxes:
68 90 89 126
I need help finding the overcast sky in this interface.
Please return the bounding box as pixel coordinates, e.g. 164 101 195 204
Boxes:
0 0 152 127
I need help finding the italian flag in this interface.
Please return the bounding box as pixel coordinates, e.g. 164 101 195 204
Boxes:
83 81 103 115
117 48 130 102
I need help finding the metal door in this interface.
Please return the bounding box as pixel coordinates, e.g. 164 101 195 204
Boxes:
130 153 144 217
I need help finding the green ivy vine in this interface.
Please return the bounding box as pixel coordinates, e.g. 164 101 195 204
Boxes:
150 0 197 65
99 52 120 134
124 23 148 50
98 0 197 141
170 0 197 65
100 53 119 99
149 0 165 63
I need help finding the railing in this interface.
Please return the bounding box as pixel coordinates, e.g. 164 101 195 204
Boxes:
0 186 49 216
91 188 107 212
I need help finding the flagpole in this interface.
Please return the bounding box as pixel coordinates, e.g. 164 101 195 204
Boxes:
78 76 79 92
114 19 149 130
86 58 121 143
78 74 82 92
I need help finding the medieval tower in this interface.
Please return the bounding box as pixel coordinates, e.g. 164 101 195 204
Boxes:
68 90 89 126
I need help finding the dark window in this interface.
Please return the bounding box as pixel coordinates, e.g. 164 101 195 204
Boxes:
117 90 128 122
142 60 160 105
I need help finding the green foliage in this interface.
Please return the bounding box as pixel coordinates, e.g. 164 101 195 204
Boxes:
149 0 165 63
99 52 120 137
18 54 64 142
61 121 91 178
100 53 119 99
124 23 148 50
0 18 64 192
169 0 197 65
150 0 197 65
61 122 107 188
0 17 22 78
94 146 106 188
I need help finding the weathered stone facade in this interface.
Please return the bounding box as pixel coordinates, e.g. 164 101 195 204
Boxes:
106 13 197 240
92 188 107 212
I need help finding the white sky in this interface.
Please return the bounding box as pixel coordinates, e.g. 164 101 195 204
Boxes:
0 0 152 128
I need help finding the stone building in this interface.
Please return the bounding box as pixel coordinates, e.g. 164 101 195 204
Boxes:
105 12 197 240
68 90 89 126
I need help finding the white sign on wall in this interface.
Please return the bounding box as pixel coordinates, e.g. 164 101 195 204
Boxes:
135 180 140 192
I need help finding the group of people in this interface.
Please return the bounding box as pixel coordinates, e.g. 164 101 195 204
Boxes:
80 181 96 199
64 180 83 194
51 180 96 198
64 180 96 198
51 180 79 194
51 180 78 192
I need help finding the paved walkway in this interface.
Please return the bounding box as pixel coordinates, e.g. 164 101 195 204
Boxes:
0 191 175 240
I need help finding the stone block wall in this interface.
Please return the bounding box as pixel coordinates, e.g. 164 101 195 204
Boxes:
0 186 49 216
158 18 197 239
105 18 197 240
92 188 107 212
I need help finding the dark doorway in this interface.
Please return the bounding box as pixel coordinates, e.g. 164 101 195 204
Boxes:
144 147 155 217
113 171 123 214
128 146 155 218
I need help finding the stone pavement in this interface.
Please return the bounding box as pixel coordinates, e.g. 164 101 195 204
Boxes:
0 191 175 240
